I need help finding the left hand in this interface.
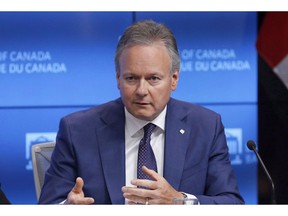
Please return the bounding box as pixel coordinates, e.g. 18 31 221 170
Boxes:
121 166 184 204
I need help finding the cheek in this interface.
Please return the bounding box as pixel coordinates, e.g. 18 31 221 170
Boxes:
119 85 133 96
152 86 171 102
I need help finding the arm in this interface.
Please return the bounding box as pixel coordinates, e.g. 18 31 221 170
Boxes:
195 114 245 204
38 117 95 204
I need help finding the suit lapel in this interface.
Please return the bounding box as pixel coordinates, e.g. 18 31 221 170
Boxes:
163 99 190 190
97 100 126 204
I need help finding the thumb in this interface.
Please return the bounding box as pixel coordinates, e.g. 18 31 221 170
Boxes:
72 177 84 194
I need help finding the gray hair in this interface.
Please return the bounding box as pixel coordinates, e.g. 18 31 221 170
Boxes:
115 20 180 74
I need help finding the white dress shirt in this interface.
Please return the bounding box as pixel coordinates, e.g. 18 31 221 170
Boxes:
124 106 166 187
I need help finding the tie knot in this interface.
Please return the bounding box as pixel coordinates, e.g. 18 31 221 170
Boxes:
144 123 156 136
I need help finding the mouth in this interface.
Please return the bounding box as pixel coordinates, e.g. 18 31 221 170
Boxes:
134 101 150 106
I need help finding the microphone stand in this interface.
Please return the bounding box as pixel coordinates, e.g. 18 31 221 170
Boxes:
247 140 277 204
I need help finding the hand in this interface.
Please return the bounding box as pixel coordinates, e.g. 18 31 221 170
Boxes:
65 177 95 204
122 166 184 204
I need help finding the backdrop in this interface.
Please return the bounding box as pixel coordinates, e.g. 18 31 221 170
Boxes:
0 12 258 204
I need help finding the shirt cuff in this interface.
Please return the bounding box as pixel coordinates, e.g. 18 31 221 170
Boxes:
182 192 200 205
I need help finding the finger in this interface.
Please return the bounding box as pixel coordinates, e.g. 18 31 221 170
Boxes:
123 193 146 204
72 177 84 194
82 197 95 204
123 191 148 205
122 186 149 198
130 179 157 190
127 200 137 205
67 196 95 205
142 166 162 181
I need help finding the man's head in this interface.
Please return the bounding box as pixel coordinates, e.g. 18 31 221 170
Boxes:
115 20 180 74
115 20 180 121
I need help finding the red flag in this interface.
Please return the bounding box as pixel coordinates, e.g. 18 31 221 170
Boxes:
256 12 288 89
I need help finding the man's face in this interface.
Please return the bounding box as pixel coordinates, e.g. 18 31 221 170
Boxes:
116 42 179 121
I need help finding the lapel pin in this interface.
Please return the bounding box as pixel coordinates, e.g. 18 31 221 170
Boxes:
180 129 185 134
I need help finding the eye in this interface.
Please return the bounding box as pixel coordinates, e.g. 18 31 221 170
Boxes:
125 76 135 81
149 75 161 83
123 75 138 84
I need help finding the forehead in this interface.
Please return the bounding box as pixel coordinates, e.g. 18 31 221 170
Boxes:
120 43 170 61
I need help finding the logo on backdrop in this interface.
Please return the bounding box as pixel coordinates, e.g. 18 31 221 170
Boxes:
225 128 257 165
225 128 243 165
25 132 57 170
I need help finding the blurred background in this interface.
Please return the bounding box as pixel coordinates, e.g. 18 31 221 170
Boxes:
0 11 286 204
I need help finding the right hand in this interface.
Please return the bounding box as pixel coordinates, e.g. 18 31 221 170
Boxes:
65 177 95 204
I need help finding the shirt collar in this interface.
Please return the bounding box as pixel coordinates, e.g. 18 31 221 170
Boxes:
125 106 166 137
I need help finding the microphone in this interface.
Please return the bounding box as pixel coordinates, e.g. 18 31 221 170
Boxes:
246 140 276 204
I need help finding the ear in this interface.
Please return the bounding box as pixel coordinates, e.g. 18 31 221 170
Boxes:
171 70 179 91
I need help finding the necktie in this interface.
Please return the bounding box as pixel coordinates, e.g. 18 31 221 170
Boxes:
137 123 157 180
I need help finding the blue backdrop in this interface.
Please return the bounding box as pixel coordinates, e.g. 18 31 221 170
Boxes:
0 12 257 204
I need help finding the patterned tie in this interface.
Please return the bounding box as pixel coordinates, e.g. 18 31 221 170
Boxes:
137 123 157 180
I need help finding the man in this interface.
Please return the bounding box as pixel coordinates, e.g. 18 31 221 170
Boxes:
39 20 244 204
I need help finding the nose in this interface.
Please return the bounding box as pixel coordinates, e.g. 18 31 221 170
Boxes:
136 79 149 96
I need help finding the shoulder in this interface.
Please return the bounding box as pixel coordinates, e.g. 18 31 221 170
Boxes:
168 98 225 141
168 98 220 119
61 98 124 125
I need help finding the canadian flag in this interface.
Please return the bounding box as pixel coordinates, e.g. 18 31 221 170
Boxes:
256 12 288 89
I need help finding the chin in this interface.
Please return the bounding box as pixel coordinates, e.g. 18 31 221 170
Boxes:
134 113 156 121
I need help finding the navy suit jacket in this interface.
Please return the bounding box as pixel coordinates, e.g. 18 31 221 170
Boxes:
39 98 244 204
